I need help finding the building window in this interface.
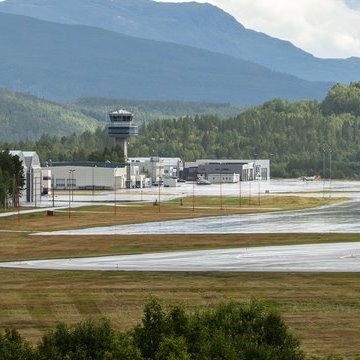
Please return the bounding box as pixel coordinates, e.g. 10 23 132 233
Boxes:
56 178 65 189
67 178 76 189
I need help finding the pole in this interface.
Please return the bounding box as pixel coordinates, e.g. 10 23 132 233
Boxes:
239 173 242 208
220 164 223 210
329 148 332 196
72 171 75 202
192 179 195 211
248 179 251 206
114 171 117 216
92 165 95 199
68 171 71 219
34 176 37 208
16 175 20 223
52 177 55 207
158 178 161 213
322 147 325 197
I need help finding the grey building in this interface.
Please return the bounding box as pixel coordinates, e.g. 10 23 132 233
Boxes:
184 159 270 182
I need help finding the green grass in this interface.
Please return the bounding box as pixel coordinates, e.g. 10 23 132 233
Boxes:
0 195 358 358
0 270 359 359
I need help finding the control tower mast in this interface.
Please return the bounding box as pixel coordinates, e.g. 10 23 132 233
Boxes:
106 109 138 160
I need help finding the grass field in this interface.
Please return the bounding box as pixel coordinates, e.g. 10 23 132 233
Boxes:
0 195 359 358
0 270 359 358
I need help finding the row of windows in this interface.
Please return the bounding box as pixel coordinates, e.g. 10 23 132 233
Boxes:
55 178 77 189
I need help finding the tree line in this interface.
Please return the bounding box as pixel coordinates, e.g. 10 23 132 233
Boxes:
2 82 360 178
0 299 325 360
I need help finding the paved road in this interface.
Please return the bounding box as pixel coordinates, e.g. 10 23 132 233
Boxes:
1 242 360 272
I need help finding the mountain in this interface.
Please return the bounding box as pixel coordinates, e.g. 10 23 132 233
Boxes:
0 90 101 142
72 98 246 123
0 90 245 142
0 12 331 104
0 0 359 83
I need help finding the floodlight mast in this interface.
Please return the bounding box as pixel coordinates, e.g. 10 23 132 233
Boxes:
106 109 138 161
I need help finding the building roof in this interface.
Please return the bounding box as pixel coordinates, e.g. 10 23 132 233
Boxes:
109 109 133 115
22 151 41 168
49 161 127 169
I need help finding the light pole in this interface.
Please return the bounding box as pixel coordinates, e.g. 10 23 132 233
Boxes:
71 170 75 201
254 154 261 206
151 137 164 212
52 176 55 207
192 179 195 211
16 175 20 223
219 162 223 210
114 170 117 216
68 169 75 219
322 145 326 197
239 168 242 208
92 164 96 199
329 148 332 196
248 178 251 206
158 175 161 213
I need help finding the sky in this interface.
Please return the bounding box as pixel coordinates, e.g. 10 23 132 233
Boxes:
155 0 360 59
0 0 359 58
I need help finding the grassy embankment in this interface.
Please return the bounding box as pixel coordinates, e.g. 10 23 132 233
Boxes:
0 195 359 358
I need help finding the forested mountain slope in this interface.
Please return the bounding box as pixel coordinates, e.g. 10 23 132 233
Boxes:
0 90 100 142
72 98 245 123
0 0 359 83
3 83 360 179
0 90 245 142
129 82 360 178
0 12 332 103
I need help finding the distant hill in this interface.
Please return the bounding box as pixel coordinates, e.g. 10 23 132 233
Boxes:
0 0 359 83
0 12 331 104
0 90 245 142
71 98 246 123
0 90 101 142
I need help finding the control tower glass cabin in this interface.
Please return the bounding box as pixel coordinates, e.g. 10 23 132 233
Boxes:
106 109 138 160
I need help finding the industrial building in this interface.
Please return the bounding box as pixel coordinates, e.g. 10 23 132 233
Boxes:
184 159 270 183
47 162 128 190
7 150 42 204
128 157 183 186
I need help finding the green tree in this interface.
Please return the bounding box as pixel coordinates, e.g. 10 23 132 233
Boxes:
0 151 25 208
0 328 35 360
37 319 114 360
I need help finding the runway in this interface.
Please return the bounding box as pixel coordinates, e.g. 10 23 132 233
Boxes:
1 242 360 272
35 200 360 235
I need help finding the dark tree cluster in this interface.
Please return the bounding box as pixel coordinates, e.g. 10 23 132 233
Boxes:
0 150 24 208
0 300 306 360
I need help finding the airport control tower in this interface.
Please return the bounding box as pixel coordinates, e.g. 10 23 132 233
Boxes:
106 109 138 160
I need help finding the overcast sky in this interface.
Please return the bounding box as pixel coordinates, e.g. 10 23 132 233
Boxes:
0 0 359 58
155 0 360 59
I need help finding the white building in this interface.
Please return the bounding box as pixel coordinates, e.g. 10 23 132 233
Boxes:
128 157 183 185
8 150 42 205
48 162 127 190
207 173 240 183
23 152 42 205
